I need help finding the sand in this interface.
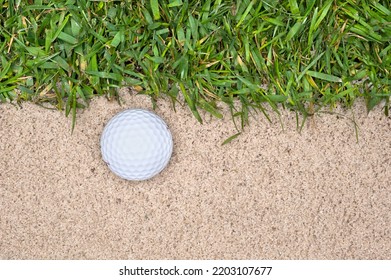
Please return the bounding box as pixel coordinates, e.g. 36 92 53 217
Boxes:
0 90 390 259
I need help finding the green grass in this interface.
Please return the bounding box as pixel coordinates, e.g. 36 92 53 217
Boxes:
1 0 390 130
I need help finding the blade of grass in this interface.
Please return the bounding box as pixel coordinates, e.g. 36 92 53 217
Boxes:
150 0 160 20
296 51 325 82
235 0 255 29
221 132 241 145
306 71 342 83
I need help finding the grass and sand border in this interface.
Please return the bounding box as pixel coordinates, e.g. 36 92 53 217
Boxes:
1 0 390 133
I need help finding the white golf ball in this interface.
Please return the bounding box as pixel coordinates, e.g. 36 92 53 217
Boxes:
100 109 173 181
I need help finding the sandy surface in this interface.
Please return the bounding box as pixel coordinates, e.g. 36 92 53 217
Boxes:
0 90 390 260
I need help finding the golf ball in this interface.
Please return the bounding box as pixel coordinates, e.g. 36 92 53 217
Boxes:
100 109 173 181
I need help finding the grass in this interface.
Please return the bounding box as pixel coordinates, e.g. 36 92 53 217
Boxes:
1 0 390 131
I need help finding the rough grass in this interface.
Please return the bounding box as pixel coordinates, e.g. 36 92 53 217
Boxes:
1 0 390 130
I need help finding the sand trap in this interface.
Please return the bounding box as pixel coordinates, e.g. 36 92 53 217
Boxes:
1 90 390 259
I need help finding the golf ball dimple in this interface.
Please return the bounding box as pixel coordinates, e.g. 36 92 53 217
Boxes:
100 109 173 181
